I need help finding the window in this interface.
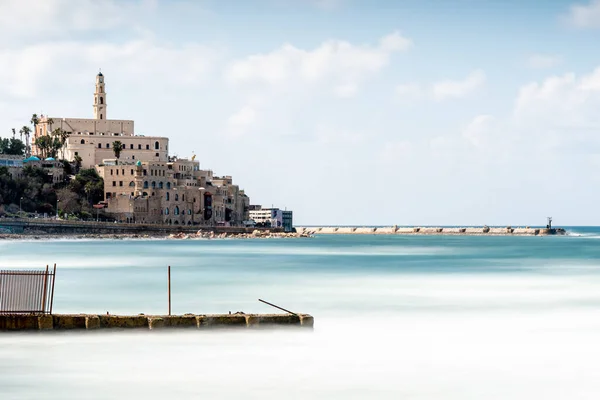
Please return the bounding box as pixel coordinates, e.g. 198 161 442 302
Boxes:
143 169 147 176
98 143 102 149
175 194 179 201
106 143 110 149
146 144 150 150
159 182 163 189
130 144 133 150
155 141 159 150
166 192 170 201
138 144 142 150
188 209 192 215
130 169 134 175
165 208 169 215
151 181 156 189
167 182 171 190
110 169 113 175
182 195 185 201
75 152 78 156
174 206 180 215
112 181 116 187
119 181 123 187
100 97 104 105
155 153 159 157
129 181 135 187
193 198 196 203
122 169 125 175
116 170 119 176
143 181 148 189
80 139 85 144
100 114 103 120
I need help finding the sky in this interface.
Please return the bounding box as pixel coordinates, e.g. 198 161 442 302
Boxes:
1 0 600 226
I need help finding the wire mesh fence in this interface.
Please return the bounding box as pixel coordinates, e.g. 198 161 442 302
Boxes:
0 264 56 314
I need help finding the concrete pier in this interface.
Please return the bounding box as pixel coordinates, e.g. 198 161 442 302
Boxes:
0 313 314 331
297 226 566 236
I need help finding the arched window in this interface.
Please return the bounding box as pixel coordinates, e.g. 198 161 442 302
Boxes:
166 192 170 201
80 139 85 144
100 114 103 120
155 141 159 150
106 143 110 149
130 144 133 150
165 208 169 215
143 181 148 189
159 182 163 189
175 194 179 201
188 209 192 215
182 195 185 201
100 97 104 105
98 143 102 148
166 182 171 190
129 181 135 187
193 198 196 203
151 181 156 189
174 206 180 215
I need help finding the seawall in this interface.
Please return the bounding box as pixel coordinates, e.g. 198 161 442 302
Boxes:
0 313 314 331
0 219 281 236
296 226 566 236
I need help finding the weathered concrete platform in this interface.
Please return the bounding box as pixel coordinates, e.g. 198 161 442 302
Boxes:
0 313 314 331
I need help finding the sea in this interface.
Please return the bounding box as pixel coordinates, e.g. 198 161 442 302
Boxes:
2 227 600 399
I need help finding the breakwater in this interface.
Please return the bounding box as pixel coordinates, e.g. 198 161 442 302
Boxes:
0 313 314 331
296 226 567 236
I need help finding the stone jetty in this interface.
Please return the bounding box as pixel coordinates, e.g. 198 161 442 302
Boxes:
296 226 567 236
0 313 314 331
167 230 313 240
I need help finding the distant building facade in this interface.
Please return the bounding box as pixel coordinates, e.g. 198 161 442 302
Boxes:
249 207 294 232
0 154 64 183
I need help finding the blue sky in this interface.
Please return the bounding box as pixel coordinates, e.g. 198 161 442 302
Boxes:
1 0 600 225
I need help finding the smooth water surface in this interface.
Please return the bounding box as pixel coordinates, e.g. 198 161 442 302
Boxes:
2 229 600 399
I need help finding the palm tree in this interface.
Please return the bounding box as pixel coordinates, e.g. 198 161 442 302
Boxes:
112 141 123 165
11 128 15 139
20 126 31 157
52 128 69 160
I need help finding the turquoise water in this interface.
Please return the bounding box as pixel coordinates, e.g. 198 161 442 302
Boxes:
2 229 600 399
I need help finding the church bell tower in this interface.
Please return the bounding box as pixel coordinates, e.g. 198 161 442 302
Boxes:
93 71 107 120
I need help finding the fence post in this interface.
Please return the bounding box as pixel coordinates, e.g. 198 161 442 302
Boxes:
41 265 49 314
49 264 56 314
168 265 171 316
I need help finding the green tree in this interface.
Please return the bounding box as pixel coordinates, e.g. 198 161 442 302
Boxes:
19 126 31 157
73 154 82 174
112 141 123 164
0 137 26 155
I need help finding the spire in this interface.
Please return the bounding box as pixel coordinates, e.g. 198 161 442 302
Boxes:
93 71 106 120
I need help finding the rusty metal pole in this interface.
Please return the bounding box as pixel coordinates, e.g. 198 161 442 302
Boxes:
258 299 297 315
49 264 56 314
168 265 171 316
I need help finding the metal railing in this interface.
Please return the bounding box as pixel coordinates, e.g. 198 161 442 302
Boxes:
0 264 56 315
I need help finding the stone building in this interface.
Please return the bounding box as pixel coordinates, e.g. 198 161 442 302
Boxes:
95 157 249 226
33 72 169 169
0 154 64 183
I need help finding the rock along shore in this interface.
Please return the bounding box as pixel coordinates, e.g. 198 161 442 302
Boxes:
0 229 313 241
296 226 567 236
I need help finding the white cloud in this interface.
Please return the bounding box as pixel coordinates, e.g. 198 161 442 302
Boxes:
0 0 156 41
526 54 562 69
315 123 364 145
395 70 485 102
432 70 486 101
0 40 220 99
462 115 496 147
514 68 600 128
566 0 600 28
224 31 412 97
227 106 258 136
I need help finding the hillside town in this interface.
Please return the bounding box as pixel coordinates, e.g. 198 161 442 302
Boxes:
0 72 293 231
